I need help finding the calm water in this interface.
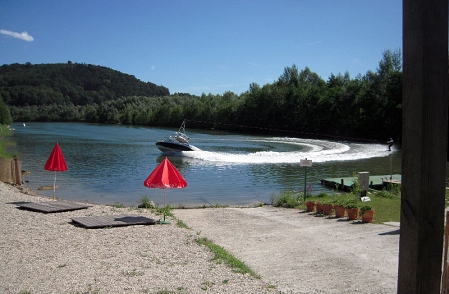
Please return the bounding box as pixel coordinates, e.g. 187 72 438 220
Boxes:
7 122 402 207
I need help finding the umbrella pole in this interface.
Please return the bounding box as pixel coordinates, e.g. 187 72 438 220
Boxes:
159 189 170 224
53 171 56 200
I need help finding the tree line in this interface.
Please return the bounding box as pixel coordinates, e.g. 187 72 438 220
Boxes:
0 50 402 142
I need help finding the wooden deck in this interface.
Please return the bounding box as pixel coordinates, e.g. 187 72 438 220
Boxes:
18 200 91 213
320 174 402 191
71 215 156 229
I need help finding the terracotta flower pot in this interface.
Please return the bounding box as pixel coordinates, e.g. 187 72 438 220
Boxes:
334 205 346 218
362 210 375 223
322 204 333 215
315 203 324 214
305 201 315 212
346 207 359 220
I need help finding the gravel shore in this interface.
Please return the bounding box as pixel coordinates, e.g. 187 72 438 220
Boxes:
1 181 402 293
0 182 276 294
173 207 400 294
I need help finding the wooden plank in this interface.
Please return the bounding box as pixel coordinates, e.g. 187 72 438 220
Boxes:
399 0 448 293
18 200 91 213
71 215 156 229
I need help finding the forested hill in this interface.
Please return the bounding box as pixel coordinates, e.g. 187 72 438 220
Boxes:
0 50 404 142
0 62 170 106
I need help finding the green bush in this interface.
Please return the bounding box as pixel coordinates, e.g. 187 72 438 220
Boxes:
360 204 373 211
138 195 154 208
378 186 401 198
316 192 329 198
273 191 301 208
344 198 359 209
156 205 173 217
332 196 347 206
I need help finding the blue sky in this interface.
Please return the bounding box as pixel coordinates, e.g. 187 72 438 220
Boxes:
1 1 402 96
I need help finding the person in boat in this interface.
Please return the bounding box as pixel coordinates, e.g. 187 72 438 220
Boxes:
387 138 394 151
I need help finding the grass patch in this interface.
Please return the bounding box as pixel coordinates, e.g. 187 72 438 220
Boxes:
341 187 448 223
200 280 214 291
271 190 303 208
112 202 125 208
195 237 260 278
176 218 190 229
198 204 229 208
138 195 154 208
155 205 173 218
304 190 402 223
363 193 400 223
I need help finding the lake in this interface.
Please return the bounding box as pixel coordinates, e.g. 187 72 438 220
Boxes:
7 122 401 207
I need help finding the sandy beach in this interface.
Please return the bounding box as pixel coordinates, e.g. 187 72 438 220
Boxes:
0 182 400 293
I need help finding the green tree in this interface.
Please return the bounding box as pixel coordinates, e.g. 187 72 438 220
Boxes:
2 52 403 142
0 95 12 125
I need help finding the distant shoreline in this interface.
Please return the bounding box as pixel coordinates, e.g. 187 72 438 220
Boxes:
9 181 266 210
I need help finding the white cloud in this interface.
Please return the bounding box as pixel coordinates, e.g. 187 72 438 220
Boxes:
150 65 156 71
306 41 323 46
0 29 34 41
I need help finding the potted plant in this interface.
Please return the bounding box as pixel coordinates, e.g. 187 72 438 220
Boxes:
345 199 359 220
333 197 346 218
361 204 375 223
315 201 324 214
305 200 316 212
314 192 328 215
322 199 333 216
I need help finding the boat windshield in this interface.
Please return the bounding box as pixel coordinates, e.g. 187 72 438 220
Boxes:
160 120 191 145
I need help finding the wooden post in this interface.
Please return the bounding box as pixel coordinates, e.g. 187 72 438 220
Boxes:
399 0 448 293
13 157 22 185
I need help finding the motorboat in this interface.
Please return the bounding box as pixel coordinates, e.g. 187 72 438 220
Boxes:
156 120 200 153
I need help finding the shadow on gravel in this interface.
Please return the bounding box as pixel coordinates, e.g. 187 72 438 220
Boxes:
379 229 400 235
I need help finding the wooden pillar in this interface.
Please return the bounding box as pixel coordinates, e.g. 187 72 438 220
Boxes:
398 0 448 293
13 157 22 185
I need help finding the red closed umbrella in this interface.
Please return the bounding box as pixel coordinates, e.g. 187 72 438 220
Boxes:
144 157 187 223
44 142 68 200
